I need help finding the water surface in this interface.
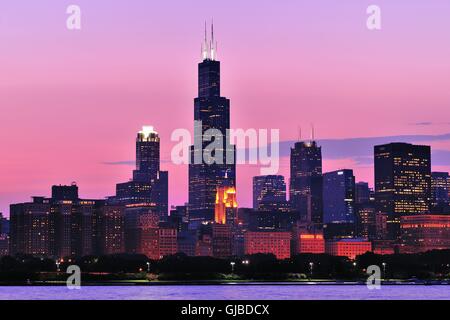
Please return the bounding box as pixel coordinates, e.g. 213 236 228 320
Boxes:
0 285 448 300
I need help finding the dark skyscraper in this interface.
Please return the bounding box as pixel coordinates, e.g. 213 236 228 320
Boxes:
431 172 450 212
323 170 356 224
374 143 431 239
189 24 236 220
375 143 431 215
111 126 168 219
289 140 323 224
133 126 160 182
253 175 286 210
355 182 371 205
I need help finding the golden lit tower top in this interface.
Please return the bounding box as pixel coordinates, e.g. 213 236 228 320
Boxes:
214 186 237 224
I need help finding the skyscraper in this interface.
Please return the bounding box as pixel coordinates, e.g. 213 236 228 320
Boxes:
253 175 287 210
10 185 110 258
374 143 431 239
214 186 237 225
323 170 356 224
10 197 51 257
189 23 236 220
133 126 160 182
355 182 371 205
431 172 450 212
110 126 168 219
289 140 323 223
374 143 431 215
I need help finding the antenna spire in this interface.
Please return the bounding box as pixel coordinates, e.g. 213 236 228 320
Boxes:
202 21 209 60
310 124 315 142
210 20 216 61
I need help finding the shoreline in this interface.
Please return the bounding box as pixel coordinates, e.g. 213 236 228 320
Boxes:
0 280 448 286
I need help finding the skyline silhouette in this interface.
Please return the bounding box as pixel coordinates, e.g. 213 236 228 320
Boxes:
1 1 450 215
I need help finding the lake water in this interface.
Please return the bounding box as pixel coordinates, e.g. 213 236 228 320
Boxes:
0 284 448 300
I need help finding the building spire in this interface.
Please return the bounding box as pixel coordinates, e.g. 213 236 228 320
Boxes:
310 124 315 142
202 21 209 60
210 19 216 61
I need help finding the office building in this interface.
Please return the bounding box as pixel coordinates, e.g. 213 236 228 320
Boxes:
189 24 236 220
289 140 323 223
323 170 356 223
400 215 450 254
244 231 291 259
325 239 372 260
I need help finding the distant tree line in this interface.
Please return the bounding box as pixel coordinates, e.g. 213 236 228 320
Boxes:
0 250 449 281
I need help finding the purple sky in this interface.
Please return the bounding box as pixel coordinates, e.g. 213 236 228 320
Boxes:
1 0 449 216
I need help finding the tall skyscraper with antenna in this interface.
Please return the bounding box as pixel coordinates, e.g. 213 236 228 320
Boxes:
189 23 236 221
289 127 323 224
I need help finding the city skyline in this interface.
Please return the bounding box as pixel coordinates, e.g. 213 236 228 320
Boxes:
1 1 450 215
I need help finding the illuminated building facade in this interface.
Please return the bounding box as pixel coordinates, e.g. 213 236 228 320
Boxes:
189 24 236 219
140 227 159 260
355 203 376 240
10 198 51 257
10 185 111 258
214 186 237 225
400 215 450 254
244 231 291 259
159 227 178 258
375 143 431 233
323 169 356 223
125 211 159 257
96 205 125 255
297 231 325 254
289 140 323 223
253 175 286 210
325 238 372 260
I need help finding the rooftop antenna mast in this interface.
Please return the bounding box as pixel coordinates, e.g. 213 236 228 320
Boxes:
202 21 209 60
210 19 216 61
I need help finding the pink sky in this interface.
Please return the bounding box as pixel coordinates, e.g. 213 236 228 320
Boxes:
1 1 449 215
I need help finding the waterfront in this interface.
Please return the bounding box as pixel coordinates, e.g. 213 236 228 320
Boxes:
0 284 448 300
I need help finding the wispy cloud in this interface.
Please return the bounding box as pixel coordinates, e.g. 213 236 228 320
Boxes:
278 132 450 167
410 122 450 126
102 161 135 166
103 133 450 168
103 158 172 166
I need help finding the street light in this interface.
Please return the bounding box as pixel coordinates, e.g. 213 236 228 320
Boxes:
146 262 151 273
55 260 60 272
382 262 387 279
309 262 314 277
230 261 236 273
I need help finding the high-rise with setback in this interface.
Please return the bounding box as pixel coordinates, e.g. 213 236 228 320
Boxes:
289 140 323 224
189 23 236 221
